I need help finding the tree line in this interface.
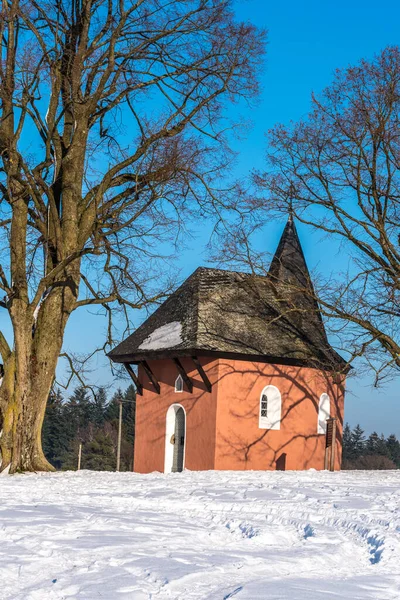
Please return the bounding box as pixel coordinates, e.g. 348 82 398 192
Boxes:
342 424 400 470
42 387 400 472
42 385 136 472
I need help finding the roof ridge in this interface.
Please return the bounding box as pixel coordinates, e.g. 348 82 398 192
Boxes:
109 226 346 369
194 264 270 279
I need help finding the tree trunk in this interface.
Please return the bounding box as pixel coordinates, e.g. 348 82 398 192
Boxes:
0 343 58 473
0 268 80 473
1 389 54 473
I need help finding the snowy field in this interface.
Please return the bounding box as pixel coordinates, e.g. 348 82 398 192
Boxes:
0 470 399 600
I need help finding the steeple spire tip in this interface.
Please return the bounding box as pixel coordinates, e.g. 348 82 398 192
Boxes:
288 183 295 223
288 201 294 224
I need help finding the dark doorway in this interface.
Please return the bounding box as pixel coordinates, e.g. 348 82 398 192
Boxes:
172 407 185 472
276 453 287 471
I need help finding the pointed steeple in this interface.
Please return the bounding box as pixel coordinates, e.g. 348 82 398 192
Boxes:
269 217 329 345
269 217 312 290
109 216 345 369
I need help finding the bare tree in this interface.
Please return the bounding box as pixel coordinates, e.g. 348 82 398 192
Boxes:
223 47 400 383
0 0 265 472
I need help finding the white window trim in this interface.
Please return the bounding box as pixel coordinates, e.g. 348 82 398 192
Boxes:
174 374 183 393
318 393 330 434
259 385 281 430
164 404 186 473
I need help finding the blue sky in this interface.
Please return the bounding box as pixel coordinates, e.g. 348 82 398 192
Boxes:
60 0 400 435
227 0 400 435
3 0 399 435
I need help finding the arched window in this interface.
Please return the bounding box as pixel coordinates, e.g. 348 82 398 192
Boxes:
259 385 281 430
175 374 183 393
318 393 330 434
164 404 186 473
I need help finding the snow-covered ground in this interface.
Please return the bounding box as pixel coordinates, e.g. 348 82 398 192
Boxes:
0 470 399 600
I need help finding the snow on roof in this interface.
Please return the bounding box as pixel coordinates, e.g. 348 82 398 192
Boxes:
109 219 347 370
138 321 182 351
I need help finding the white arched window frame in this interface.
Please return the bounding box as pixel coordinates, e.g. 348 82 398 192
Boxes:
259 385 282 430
175 374 183 393
318 393 330 434
164 404 186 473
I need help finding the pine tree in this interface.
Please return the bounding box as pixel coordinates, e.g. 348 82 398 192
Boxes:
104 387 136 471
366 432 380 455
386 435 400 467
342 423 353 460
104 389 123 422
41 383 135 472
123 385 136 447
58 386 95 468
343 426 399 470
74 386 95 430
60 438 82 471
351 425 366 459
92 387 108 426
83 431 116 471
42 390 59 461
376 434 390 457
42 389 71 469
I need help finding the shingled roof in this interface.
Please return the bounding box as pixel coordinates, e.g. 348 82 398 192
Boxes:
109 218 346 370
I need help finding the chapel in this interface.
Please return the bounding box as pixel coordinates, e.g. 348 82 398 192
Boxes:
109 217 347 473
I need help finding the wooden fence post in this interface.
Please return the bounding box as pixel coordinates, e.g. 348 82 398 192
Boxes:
330 418 337 472
77 443 82 471
324 444 330 470
116 400 123 472
325 418 337 471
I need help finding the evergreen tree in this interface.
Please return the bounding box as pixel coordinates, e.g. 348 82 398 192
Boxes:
386 435 400 467
92 387 108 427
343 425 399 470
74 386 95 431
376 434 390 457
123 385 136 447
42 389 70 469
42 383 136 471
83 431 115 471
350 425 366 459
342 423 353 460
366 432 380 455
41 389 59 461
57 386 95 468
104 389 123 422
104 387 136 471
60 438 82 471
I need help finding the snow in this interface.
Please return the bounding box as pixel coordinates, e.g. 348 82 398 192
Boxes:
0 470 399 600
32 302 41 324
138 321 182 350
32 287 53 326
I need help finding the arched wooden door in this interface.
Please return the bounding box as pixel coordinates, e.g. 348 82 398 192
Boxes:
172 407 185 473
